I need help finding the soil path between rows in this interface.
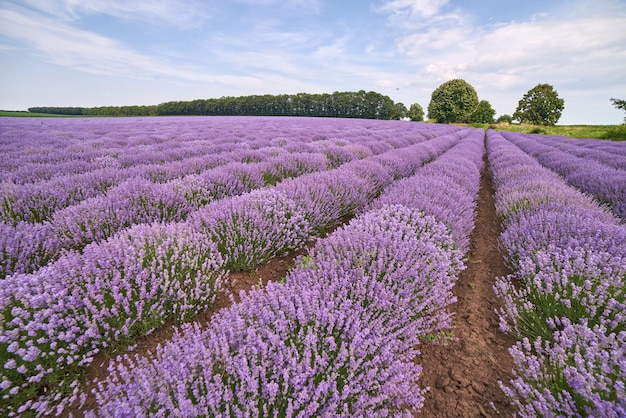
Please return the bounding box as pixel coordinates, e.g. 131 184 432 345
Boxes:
415 150 517 417
74 149 518 416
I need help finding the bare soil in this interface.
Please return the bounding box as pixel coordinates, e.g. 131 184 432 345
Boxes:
415 154 517 417
73 156 517 416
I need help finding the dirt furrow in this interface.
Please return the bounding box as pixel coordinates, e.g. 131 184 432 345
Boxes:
415 150 517 417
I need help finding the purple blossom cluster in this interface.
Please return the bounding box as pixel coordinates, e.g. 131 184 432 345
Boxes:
189 189 311 271
0 222 226 416
0 122 463 283
169 152 329 211
0 155 329 276
503 319 626 417
52 177 192 251
527 134 626 171
1 116 458 220
0 221 60 279
0 167 126 224
0 116 457 185
487 129 626 416
275 129 472 233
500 131 626 219
299 204 465 338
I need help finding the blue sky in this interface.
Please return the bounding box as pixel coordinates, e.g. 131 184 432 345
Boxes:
1 0 625 124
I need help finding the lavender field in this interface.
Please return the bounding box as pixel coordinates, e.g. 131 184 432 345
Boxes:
0 116 624 417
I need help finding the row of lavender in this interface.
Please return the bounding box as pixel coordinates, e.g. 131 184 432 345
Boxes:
86 128 485 417
0 117 438 225
1 153 332 278
1 116 453 185
0 117 448 223
1 148 335 224
499 131 626 219
1 119 461 279
487 130 626 416
522 133 626 170
0 123 471 416
1 155 328 278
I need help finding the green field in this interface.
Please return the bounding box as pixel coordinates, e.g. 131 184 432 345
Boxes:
0 110 76 117
469 122 626 141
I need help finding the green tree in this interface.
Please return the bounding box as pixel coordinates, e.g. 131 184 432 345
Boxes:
496 114 513 124
611 98 626 123
408 103 424 121
392 102 408 120
427 79 479 123
513 84 564 125
469 100 496 123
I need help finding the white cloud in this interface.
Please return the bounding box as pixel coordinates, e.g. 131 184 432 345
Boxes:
19 0 210 28
1 0 624 124
313 38 348 62
215 49 312 76
394 10 626 93
233 0 322 14
378 0 449 19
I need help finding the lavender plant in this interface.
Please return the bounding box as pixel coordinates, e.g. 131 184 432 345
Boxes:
261 152 329 186
275 169 373 233
369 128 484 253
536 135 626 170
86 132 482 416
0 116 471 414
297 204 464 339
189 189 311 271
0 222 59 279
0 167 125 225
51 177 191 251
502 319 626 417
0 222 226 416
90 267 426 417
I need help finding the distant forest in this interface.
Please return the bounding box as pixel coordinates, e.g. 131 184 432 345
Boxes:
28 90 407 120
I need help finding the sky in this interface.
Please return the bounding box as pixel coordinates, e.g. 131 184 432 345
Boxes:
1 0 625 124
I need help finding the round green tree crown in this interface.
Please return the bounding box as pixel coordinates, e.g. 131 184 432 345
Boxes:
427 79 479 124
513 83 565 126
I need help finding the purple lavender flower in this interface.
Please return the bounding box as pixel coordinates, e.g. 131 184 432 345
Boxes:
296 204 464 338
51 177 191 250
189 189 311 271
0 221 59 278
90 272 426 417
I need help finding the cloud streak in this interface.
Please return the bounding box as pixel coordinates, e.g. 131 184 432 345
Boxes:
395 10 626 88
377 0 449 19
19 0 210 28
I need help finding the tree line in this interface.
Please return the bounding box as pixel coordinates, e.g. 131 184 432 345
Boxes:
30 82 619 126
28 90 406 120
